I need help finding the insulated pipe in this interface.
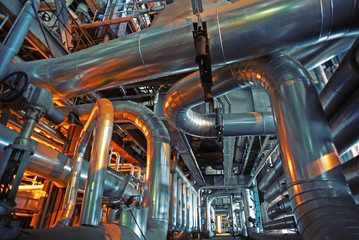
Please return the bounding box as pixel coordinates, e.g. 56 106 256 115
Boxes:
173 187 192 240
267 197 292 220
55 99 114 227
175 178 183 232
329 88 359 156
74 101 171 240
291 37 357 70
205 196 216 238
320 37 359 120
258 159 283 193
163 70 276 137
342 155 359 204
262 216 296 230
0 124 138 198
79 99 114 226
168 171 178 232
9 0 359 98
229 55 359 240
0 0 40 78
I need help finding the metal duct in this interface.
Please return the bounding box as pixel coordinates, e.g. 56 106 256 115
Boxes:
267 197 292 220
175 178 184 232
173 186 192 240
320 37 359 120
168 170 178 232
329 88 359 155
342 155 359 204
0 0 39 78
55 99 114 227
200 54 359 239
0 124 138 198
262 216 296 230
9 0 359 98
291 37 357 70
258 159 283 193
73 101 171 240
163 70 276 137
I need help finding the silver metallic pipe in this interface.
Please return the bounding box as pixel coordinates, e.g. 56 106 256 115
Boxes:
9 0 359 98
291 37 357 70
258 159 283 193
55 99 114 227
0 124 138 198
0 0 39 78
262 216 296 230
175 178 183 232
74 101 171 240
168 170 178 232
173 186 192 240
329 88 359 156
205 195 216 238
229 54 359 240
163 70 276 137
320 37 359 120
267 197 292 220
342 155 359 204
79 99 114 226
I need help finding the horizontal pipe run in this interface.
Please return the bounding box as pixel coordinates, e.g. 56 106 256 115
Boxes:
9 0 359 98
262 216 296 230
258 159 283 192
342 155 359 204
267 197 292 220
263 175 287 203
0 124 139 199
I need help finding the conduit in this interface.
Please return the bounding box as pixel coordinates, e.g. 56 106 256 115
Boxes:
73 101 171 240
55 99 114 227
262 216 296 231
9 0 359 98
267 197 292 220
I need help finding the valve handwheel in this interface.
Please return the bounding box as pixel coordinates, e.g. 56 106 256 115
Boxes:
0 72 30 103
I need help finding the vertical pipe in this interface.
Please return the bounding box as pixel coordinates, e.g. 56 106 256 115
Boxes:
168 171 178 231
0 0 40 78
55 99 114 227
176 178 183 231
80 99 114 226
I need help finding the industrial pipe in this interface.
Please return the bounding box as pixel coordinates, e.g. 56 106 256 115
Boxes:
258 159 283 193
0 0 40 78
0 124 138 198
173 186 192 240
262 216 296 230
168 170 178 232
320 37 359 120
9 0 359 98
55 99 114 227
175 178 183 232
342 155 359 204
267 197 292 220
74 101 171 240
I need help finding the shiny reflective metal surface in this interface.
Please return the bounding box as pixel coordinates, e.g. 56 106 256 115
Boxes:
9 0 359 98
120 206 148 240
55 99 113 227
168 170 178 232
262 216 296 230
258 159 283 193
229 54 359 239
79 99 114 226
267 197 292 220
342 155 359 204
163 70 276 137
320 37 359 120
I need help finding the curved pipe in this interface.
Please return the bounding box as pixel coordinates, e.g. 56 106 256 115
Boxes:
9 0 359 98
163 70 276 137
74 101 171 240
55 99 114 227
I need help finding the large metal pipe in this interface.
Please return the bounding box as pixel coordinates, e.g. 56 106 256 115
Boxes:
258 159 283 193
163 70 276 137
194 55 359 239
175 178 183 232
74 101 171 240
267 197 292 220
329 88 359 156
168 170 178 232
342 155 359 204
55 99 114 227
9 0 359 98
79 99 114 226
262 216 296 231
0 0 39 78
0 124 138 198
291 37 357 70
320 37 359 120
173 186 192 240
